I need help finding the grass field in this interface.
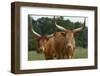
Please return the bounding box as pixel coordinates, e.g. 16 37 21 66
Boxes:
28 47 88 61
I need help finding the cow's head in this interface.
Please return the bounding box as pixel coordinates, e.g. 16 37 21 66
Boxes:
36 36 48 53
55 18 86 51
30 24 53 53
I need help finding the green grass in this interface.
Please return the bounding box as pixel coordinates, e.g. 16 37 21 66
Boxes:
73 47 88 58
28 47 88 61
28 51 45 60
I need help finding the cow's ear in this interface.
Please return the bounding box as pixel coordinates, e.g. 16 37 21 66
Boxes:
61 32 66 37
73 32 80 37
45 37 49 41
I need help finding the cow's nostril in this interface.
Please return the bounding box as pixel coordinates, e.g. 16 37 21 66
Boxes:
67 45 71 49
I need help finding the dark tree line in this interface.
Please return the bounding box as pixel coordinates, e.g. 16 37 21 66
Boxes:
28 16 88 50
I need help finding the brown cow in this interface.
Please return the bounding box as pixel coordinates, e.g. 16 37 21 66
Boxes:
29 16 56 59
54 19 85 59
30 24 56 59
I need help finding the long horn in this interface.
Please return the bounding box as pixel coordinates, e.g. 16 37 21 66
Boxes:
54 16 66 31
73 18 86 32
30 15 41 37
31 27 41 37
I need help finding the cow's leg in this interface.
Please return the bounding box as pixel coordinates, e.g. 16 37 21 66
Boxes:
45 57 53 60
70 50 75 59
66 55 70 59
66 50 74 59
55 51 64 59
67 54 72 59
55 51 60 59
69 56 72 59
44 51 54 60
64 53 71 59
64 50 69 59
52 49 56 59
56 54 60 59
57 55 62 59
59 53 64 59
60 53 64 59
44 54 53 60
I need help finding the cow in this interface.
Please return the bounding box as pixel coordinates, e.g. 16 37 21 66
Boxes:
30 24 57 59
54 19 86 59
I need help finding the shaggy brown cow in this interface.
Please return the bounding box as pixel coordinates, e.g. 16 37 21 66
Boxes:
29 16 56 59
30 24 56 59
54 19 85 59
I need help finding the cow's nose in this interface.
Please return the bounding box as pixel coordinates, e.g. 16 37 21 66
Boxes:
38 48 43 53
40 47 45 52
68 46 71 48
67 45 71 49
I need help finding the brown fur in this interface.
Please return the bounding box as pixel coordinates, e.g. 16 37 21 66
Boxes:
44 37 56 59
54 32 66 59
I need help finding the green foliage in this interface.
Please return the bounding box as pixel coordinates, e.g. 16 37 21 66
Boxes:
75 28 88 48
33 17 56 35
28 16 88 50
28 32 38 50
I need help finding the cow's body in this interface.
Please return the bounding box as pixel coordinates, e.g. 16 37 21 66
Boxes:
44 37 56 59
54 32 66 59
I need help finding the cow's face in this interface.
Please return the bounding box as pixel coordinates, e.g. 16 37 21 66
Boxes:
37 36 48 53
38 37 48 52
61 31 75 51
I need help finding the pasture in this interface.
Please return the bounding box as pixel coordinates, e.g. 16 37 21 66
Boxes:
28 47 88 61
